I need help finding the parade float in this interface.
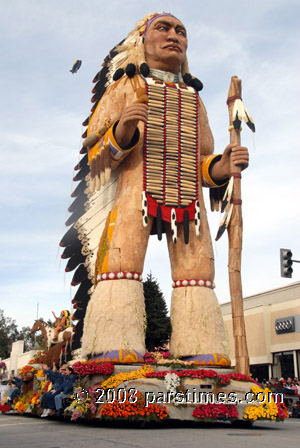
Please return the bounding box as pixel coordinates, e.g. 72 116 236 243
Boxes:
1 13 288 426
1 354 288 424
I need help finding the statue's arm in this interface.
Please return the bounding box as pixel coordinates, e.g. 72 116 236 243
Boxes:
85 76 145 179
198 96 248 187
197 96 228 188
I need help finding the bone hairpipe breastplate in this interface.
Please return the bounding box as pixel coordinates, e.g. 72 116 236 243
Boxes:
142 77 200 242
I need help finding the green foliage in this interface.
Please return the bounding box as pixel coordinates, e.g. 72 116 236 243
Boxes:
0 310 46 359
18 326 46 351
0 309 19 358
143 273 171 352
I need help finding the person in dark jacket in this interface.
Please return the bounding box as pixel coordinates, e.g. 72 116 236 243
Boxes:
40 364 66 417
6 374 22 402
54 366 75 414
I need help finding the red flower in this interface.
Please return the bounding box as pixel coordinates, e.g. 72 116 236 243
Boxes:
145 369 254 387
192 404 239 421
72 361 114 376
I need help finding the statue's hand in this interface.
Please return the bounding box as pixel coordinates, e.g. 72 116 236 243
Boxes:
211 144 249 182
114 103 148 148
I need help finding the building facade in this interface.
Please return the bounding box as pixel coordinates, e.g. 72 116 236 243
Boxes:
0 341 38 379
221 282 300 380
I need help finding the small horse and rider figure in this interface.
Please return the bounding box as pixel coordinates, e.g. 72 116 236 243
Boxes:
30 310 72 367
52 310 71 341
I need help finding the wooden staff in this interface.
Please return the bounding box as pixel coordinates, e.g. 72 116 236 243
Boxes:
227 76 250 375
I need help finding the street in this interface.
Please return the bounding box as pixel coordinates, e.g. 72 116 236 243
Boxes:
0 414 299 448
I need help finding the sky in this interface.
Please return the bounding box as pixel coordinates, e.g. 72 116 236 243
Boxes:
0 0 299 331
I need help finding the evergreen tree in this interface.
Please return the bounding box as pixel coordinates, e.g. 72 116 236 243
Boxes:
143 273 171 352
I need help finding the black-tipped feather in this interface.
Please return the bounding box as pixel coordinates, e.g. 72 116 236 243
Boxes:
233 112 242 131
72 307 87 321
72 279 93 305
71 264 88 286
71 319 84 350
82 116 91 127
215 223 227 241
93 71 100 83
65 253 85 272
245 111 255 132
71 180 87 198
62 37 133 354
221 198 229 214
92 81 103 93
60 226 78 247
61 239 82 259
91 90 102 104
221 177 234 213
74 154 88 171
215 204 233 241
73 164 89 182
65 208 85 227
68 194 88 213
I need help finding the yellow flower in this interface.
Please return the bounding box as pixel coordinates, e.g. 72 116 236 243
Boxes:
243 385 279 421
101 365 154 390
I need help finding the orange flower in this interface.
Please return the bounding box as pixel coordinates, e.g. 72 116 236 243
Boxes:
100 390 168 421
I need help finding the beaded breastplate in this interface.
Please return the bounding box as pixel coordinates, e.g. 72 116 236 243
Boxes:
142 77 200 243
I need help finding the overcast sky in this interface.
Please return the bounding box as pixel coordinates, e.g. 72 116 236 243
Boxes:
0 0 299 330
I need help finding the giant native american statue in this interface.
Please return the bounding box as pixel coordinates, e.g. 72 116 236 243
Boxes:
60 13 249 366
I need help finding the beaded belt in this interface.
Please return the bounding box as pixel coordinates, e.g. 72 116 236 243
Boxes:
172 279 216 289
96 271 143 282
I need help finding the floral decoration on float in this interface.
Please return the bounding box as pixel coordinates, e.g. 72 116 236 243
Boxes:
192 403 239 422
28 351 47 364
145 368 253 387
100 365 154 390
100 390 169 422
243 385 289 422
19 365 36 374
65 385 99 421
5 355 289 424
72 361 114 376
14 390 41 414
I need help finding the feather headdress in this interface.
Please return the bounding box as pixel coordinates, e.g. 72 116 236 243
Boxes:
90 13 191 113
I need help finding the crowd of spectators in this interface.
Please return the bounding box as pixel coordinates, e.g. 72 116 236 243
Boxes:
2 363 75 418
40 363 75 417
255 376 300 417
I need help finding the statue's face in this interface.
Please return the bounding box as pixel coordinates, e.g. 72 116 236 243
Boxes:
143 16 188 74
